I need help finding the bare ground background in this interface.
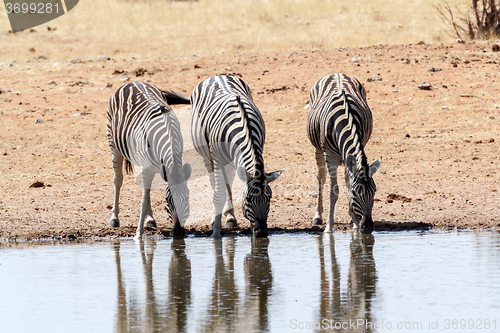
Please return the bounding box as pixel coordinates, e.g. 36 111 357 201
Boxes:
1 39 500 240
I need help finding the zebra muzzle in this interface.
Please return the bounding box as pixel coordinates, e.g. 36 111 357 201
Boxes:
359 215 374 234
171 213 186 239
252 221 268 238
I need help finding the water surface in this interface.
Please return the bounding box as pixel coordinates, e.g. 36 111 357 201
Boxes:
1 231 499 332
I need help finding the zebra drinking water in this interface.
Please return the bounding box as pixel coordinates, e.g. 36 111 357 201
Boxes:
107 82 192 239
307 74 381 234
190 75 283 238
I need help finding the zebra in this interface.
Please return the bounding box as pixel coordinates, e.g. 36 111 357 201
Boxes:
306 74 381 234
107 82 192 239
190 75 283 238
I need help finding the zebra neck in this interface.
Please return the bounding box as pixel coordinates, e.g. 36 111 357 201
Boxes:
161 112 182 174
236 95 264 179
336 91 364 171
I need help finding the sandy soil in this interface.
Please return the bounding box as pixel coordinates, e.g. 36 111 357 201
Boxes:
1 41 499 240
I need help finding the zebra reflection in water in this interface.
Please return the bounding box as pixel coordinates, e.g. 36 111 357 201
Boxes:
199 237 273 333
315 234 377 332
112 239 191 333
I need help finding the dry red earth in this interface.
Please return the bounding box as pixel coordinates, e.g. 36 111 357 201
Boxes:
1 41 499 240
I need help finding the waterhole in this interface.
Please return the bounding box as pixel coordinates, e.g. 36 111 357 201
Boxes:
1 231 499 332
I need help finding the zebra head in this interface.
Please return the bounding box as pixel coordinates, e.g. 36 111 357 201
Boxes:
160 163 191 238
345 154 381 234
237 165 283 238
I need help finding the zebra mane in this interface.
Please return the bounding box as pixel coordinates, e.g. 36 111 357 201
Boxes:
342 91 364 171
236 95 262 180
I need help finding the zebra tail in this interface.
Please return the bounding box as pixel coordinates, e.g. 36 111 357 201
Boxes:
161 90 191 105
125 159 133 174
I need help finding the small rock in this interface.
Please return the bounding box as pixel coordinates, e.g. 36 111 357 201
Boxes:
351 57 362 63
122 76 130 82
192 53 200 57
112 69 127 75
135 68 147 77
492 44 500 52
308 191 318 198
367 77 382 82
69 58 83 64
405 133 410 138
441 106 449 109
456 38 465 44
48 80 56 85
106 83 113 88
29 47 36 53
29 181 45 188
428 67 442 72
34 118 43 124
418 84 432 90
97 55 111 61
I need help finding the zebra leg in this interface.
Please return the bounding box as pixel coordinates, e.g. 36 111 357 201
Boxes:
135 167 155 240
223 166 238 228
202 158 219 231
110 148 124 228
211 162 226 238
325 151 341 233
313 148 326 225
143 167 156 228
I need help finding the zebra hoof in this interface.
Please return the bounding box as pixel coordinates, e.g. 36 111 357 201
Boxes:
313 218 323 225
109 219 120 228
145 220 157 228
225 220 238 228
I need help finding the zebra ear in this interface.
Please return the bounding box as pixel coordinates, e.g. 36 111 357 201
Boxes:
160 164 168 183
345 154 358 174
236 166 251 182
265 169 284 183
369 156 382 177
182 163 192 180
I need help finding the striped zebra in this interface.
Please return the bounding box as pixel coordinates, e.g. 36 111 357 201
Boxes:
307 74 381 234
190 75 283 238
107 82 192 239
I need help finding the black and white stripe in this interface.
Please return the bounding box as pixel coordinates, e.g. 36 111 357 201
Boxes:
307 74 381 234
107 82 191 239
190 75 282 238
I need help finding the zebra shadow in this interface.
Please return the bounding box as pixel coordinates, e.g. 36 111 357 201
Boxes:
112 239 191 333
315 233 377 332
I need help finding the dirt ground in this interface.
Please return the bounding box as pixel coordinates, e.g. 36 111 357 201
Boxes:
1 41 499 240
